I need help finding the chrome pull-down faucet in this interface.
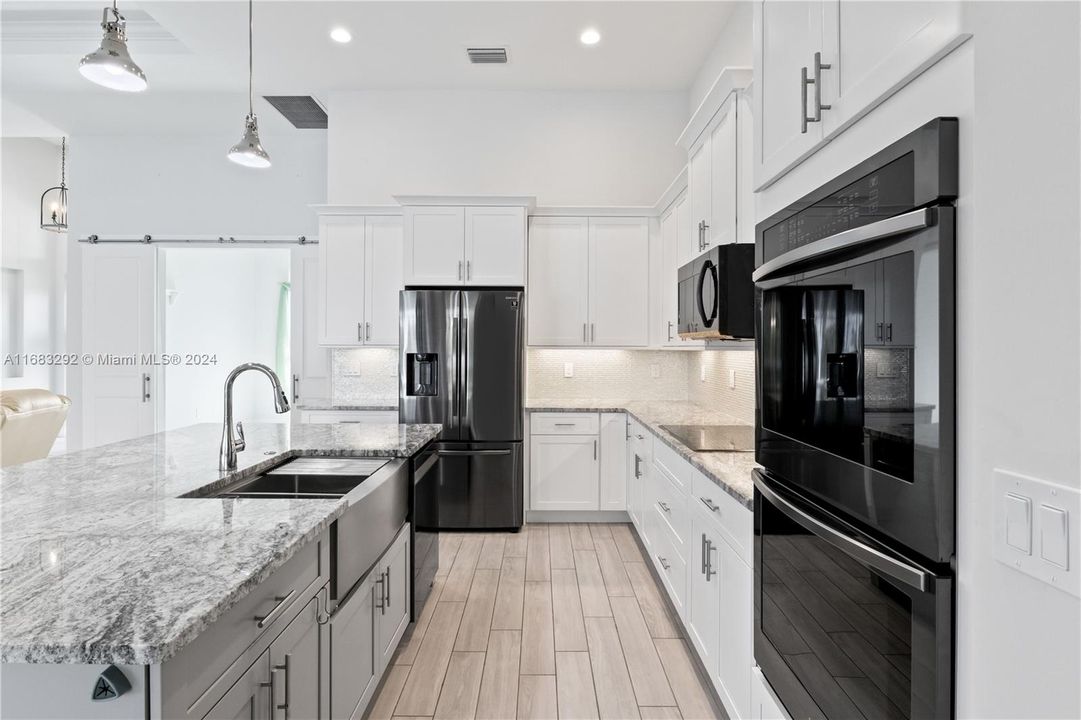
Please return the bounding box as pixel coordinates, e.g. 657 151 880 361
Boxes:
219 362 291 472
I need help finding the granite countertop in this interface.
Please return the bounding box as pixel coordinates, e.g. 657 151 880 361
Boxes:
526 399 759 509
296 400 398 411
0 421 441 666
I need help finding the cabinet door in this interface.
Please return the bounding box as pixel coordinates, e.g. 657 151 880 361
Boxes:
404 207 465 285
708 102 738 248
753 0 825 188
527 217 589 346
530 435 599 511
328 575 377 720
376 530 411 670
319 218 366 346
822 1 963 135
881 253 914 346
588 217 650 347
719 543 754 720
751 666 790 720
269 597 320 720
465 207 525 285
290 246 331 409
659 203 682 346
365 216 404 346
688 138 712 255
203 652 270 720
687 519 721 681
599 413 628 511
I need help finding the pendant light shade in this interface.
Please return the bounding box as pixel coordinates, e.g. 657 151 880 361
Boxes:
228 0 270 168
228 115 272 168
78 4 147 92
40 138 69 234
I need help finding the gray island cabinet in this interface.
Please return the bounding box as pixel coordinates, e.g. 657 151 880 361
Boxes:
1 422 439 720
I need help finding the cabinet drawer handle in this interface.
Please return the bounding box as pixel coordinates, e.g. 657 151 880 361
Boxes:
636 434 644 440
292 374 299 403
385 566 391 607
458 260 463 280
593 439 598 460
657 555 670 571
705 538 717 582
255 589 296 628
811 51 832 122
876 322 884 341
701 222 710 249
375 572 386 615
700 496 719 513
634 454 642 479
466 260 471 280
553 423 577 427
800 66 811 134
583 323 588 343
885 322 893 342
658 501 671 513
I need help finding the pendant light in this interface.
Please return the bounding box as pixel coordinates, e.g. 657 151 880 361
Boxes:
78 2 148 92
40 138 69 234
227 0 271 168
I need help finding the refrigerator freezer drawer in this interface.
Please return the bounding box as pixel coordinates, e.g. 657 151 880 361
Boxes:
432 442 523 530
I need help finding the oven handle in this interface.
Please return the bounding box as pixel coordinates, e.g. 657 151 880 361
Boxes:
752 207 934 283
753 470 930 592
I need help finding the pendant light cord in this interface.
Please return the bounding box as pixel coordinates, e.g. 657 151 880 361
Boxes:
61 137 66 187
247 0 254 117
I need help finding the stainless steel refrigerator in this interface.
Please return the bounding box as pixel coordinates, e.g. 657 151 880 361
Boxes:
399 288 524 530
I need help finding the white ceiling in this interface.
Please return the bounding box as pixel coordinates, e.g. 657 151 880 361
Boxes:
1 1 736 134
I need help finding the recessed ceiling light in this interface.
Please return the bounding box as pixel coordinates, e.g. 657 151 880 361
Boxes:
580 28 601 46
330 27 352 44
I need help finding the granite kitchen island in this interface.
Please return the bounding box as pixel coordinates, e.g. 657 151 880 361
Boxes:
1 421 441 719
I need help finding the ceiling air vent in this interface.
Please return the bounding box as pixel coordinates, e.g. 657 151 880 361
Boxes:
467 47 508 64
263 96 328 129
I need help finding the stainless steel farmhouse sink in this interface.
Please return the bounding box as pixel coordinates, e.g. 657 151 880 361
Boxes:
184 457 391 499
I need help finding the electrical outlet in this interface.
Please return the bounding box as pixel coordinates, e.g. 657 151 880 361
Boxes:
650 364 661 379
563 362 574 378
729 369 737 389
700 365 706 382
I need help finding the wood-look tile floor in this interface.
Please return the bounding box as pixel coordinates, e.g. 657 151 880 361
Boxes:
369 524 726 720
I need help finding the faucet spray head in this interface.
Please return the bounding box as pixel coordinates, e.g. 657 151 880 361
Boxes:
274 386 290 414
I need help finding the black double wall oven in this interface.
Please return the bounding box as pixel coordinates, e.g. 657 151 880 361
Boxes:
753 118 957 719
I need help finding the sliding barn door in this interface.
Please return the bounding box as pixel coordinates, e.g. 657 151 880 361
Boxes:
80 245 157 447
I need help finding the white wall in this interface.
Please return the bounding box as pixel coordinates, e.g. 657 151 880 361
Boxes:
162 248 290 430
0 138 67 395
327 89 687 206
67 131 327 239
687 2 753 116
754 4 1080 716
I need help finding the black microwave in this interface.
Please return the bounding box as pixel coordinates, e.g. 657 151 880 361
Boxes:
676 243 755 340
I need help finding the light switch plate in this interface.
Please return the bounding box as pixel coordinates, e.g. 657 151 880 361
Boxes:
700 365 707 382
993 468 1080 597
729 369 737 389
563 362 573 378
650 363 661 379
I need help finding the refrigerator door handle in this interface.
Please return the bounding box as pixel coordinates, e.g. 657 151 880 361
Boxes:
437 449 512 457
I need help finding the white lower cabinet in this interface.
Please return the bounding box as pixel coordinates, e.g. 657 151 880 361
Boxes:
376 528 411 667
530 434 600 511
599 413 628 511
299 410 398 425
204 652 272 720
625 433 756 720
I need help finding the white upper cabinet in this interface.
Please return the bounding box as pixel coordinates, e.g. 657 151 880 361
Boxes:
318 213 403 347
527 217 590 346
528 215 649 348
403 207 466 285
708 104 738 249
365 216 405 346
660 201 682 346
465 207 526 285
821 1 964 135
319 218 367 346
588 217 650 347
291 246 330 407
754 0 826 189
404 204 526 286
688 138 712 258
754 0 965 188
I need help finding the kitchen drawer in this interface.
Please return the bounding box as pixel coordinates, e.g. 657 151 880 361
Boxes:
648 505 687 619
531 412 600 435
159 535 328 719
651 463 690 554
300 410 398 424
691 469 753 565
652 437 692 494
628 419 652 461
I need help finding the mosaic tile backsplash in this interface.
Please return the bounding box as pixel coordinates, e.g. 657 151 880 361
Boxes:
331 348 398 403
